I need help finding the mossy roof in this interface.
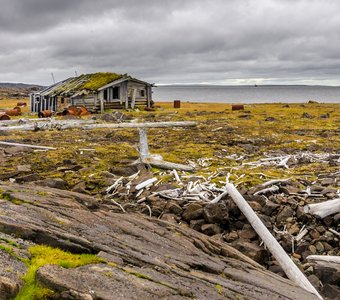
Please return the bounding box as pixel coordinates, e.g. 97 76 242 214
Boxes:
39 72 146 97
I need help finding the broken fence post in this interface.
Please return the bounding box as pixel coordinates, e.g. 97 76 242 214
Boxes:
224 183 323 299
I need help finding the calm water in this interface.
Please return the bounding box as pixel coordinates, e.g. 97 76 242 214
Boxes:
153 85 340 103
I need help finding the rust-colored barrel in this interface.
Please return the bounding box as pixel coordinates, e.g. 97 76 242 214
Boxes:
78 106 88 116
0 113 11 120
5 107 21 116
67 106 78 115
232 104 244 111
38 110 53 118
174 100 181 108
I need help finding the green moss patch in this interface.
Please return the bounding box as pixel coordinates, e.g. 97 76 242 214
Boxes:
15 245 104 300
81 72 124 91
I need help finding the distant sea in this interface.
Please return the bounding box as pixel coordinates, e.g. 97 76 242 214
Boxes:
153 85 340 103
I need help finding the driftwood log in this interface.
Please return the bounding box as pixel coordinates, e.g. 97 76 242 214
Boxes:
0 120 197 131
0 141 56 150
304 198 340 218
224 183 323 299
307 255 340 265
137 127 195 172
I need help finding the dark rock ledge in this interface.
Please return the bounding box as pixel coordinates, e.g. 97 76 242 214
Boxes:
0 183 317 299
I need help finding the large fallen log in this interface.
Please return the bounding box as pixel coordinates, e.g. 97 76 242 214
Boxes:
304 198 340 218
0 120 197 131
224 183 323 299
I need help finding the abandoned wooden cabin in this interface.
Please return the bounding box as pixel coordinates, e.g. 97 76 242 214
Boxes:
30 72 153 113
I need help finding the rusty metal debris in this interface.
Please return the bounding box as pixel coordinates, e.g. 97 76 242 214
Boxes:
5 106 21 116
38 110 53 118
57 105 89 117
0 113 11 120
232 104 244 111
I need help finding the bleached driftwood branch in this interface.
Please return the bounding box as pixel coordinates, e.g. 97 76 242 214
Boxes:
253 185 279 196
0 141 57 150
304 198 340 218
136 127 195 172
224 183 323 299
307 255 340 265
143 157 194 172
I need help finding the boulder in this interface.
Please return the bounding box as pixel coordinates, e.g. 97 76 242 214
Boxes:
36 178 67 190
276 206 294 223
201 224 222 236
232 241 268 265
203 202 228 223
182 203 204 221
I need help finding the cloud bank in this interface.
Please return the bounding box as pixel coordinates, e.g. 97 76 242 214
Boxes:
0 0 339 85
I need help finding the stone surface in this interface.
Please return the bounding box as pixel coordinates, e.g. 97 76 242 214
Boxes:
232 241 268 265
203 202 228 223
0 248 27 300
201 223 222 236
0 183 318 300
182 203 204 221
276 206 294 223
35 178 67 190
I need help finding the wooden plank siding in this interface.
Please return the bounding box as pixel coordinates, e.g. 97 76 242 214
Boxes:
30 77 152 113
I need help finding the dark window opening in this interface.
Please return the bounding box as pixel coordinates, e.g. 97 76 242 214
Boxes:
112 87 120 99
61 97 65 104
103 89 108 100
140 89 145 97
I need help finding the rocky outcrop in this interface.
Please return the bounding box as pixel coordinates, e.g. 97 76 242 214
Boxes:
0 183 318 299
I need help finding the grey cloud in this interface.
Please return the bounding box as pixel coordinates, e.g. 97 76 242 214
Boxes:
0 0 340 85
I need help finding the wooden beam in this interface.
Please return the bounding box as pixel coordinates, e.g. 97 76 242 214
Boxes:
0 121 197 131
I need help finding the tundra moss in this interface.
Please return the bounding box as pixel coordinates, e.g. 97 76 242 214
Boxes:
15 245 104 300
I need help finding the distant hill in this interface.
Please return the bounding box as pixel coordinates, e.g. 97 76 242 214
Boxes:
0 82 44 99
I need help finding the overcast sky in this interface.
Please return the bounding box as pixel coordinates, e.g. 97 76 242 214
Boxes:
0 0 340 86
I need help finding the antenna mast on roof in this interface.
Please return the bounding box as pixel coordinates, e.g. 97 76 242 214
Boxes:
75 71 78 77
51 72 55 84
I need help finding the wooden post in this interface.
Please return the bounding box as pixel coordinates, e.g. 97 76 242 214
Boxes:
146 85 152 108
100 96 104 114
224 183 323 299
131 88 137 109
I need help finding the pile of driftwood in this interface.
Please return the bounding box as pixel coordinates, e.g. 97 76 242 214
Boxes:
105 166 340 299
241 152 339 169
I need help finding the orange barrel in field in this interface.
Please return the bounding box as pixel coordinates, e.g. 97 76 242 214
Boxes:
0 113 11 120
232 104 244 111
5 107 21 116
38 110 53 118
174 100 181 108
78 106 88 116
